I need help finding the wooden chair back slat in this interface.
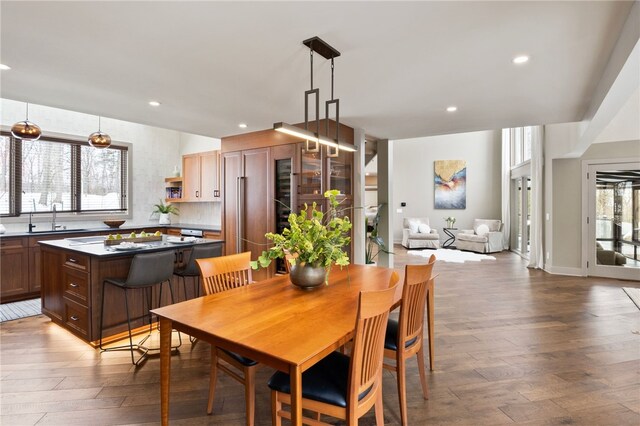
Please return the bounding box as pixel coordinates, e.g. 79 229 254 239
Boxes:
350 271 400 400
400 255 436 345
196 252 253 295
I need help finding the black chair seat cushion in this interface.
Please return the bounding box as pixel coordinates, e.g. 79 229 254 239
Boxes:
220 348 258 366
268 351 371 408
384 319 417 351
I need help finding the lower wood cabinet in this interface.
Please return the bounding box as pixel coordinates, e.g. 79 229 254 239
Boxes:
0 238 30 302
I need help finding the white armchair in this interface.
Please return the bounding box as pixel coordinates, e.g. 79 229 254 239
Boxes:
457 219 504 253
401 217 440 249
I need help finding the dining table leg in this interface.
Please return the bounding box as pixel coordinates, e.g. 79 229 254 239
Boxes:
290 364 302 426
160 317 172 426
427 284 435 371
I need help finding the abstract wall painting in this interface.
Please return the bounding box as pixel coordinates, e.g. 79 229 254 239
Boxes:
434 160 466 209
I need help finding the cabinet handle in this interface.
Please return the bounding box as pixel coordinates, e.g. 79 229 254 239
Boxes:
70 316 79 321
214 190 220 197
196 190 200 198
69 282 79 288
68 258 77 263
174 252 178 263
179 251 183 263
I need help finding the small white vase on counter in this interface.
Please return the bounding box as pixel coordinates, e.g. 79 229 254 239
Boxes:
159 213 171 225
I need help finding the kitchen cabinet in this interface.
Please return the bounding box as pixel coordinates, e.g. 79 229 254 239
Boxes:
40 239 223 344
221 122 354 279
0 228 166 304
0 237 30 302
222 147 272 281
182 150 221 202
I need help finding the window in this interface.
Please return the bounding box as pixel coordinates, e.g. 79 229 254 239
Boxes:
1 132 128 217
509 127 532 167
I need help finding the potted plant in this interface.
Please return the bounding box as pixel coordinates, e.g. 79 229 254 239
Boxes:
153 199 179 225
444 216 456 228
365 204 392 264
251 189 352 289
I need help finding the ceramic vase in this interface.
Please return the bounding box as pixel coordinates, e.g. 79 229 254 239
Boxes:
159 213 171 225
289 264 326 290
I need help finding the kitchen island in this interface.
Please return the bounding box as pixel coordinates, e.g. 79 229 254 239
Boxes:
39 236 223 345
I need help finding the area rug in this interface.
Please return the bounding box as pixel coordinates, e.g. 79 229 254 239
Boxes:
623 288 640 310
408 248 496 263
0 298 42 323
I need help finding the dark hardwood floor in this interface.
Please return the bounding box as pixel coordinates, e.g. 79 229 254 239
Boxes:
1 246 638 425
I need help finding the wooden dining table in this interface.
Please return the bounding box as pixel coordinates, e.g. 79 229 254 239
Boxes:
152 264 401 426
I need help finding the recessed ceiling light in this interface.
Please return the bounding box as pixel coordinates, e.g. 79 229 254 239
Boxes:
365 172 370 176
446 106 458 112
0 64 11 70
238 123 248 129
148 101 161 107
513 55 529 64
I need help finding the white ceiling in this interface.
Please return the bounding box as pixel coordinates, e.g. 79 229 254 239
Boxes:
0 1 634 140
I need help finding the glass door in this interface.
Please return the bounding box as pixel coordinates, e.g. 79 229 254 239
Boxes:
511 176 531 258
274 158 292 274
298 145 323 197
587 163 640 279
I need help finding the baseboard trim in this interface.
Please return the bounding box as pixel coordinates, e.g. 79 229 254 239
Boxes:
544 266 584 276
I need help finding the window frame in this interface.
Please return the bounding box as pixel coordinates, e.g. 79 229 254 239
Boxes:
1 129 132 220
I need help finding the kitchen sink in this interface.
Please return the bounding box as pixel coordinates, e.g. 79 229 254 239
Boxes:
29 228 88 234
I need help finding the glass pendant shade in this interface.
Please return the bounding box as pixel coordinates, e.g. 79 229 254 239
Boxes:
11 120 42 141
88 131 112 149
88 116 111 148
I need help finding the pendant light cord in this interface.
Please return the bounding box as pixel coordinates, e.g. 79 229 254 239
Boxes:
309 45 314 90
330 57 334 101
26 103 29 121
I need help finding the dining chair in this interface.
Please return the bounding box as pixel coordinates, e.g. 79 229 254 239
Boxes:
195 251 256 426
268 271 400 426
383 255 437 426
99 251 181 366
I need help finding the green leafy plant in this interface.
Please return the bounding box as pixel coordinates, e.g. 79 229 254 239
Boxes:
444 216 456 227
153 199 179 215
251 190 352 276
365 204 393 264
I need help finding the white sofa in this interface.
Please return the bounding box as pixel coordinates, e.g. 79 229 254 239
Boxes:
457 219 504 253
401 217 440 249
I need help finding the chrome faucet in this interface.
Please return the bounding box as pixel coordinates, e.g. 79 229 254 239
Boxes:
51 204 58 230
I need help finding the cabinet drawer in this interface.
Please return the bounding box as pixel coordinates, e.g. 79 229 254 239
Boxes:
63 267 89 305
0 238 26 249
64 252 89 271
63 298 89 338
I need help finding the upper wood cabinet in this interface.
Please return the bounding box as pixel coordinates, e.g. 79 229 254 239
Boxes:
182 150 221 202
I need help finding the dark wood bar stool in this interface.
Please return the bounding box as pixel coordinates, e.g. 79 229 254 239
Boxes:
173 243 223 300
173 244 222 344
99 251 181 366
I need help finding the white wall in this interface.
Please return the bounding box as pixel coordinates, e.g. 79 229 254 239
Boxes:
1 98 221 231
392 130 502 243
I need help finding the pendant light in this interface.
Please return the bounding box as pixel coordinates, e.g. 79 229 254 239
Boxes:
88 116 112 149
11 103 42 141
274 36 356 153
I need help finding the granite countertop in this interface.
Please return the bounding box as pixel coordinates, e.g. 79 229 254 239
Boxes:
39 236 224 257
0 223 222 239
